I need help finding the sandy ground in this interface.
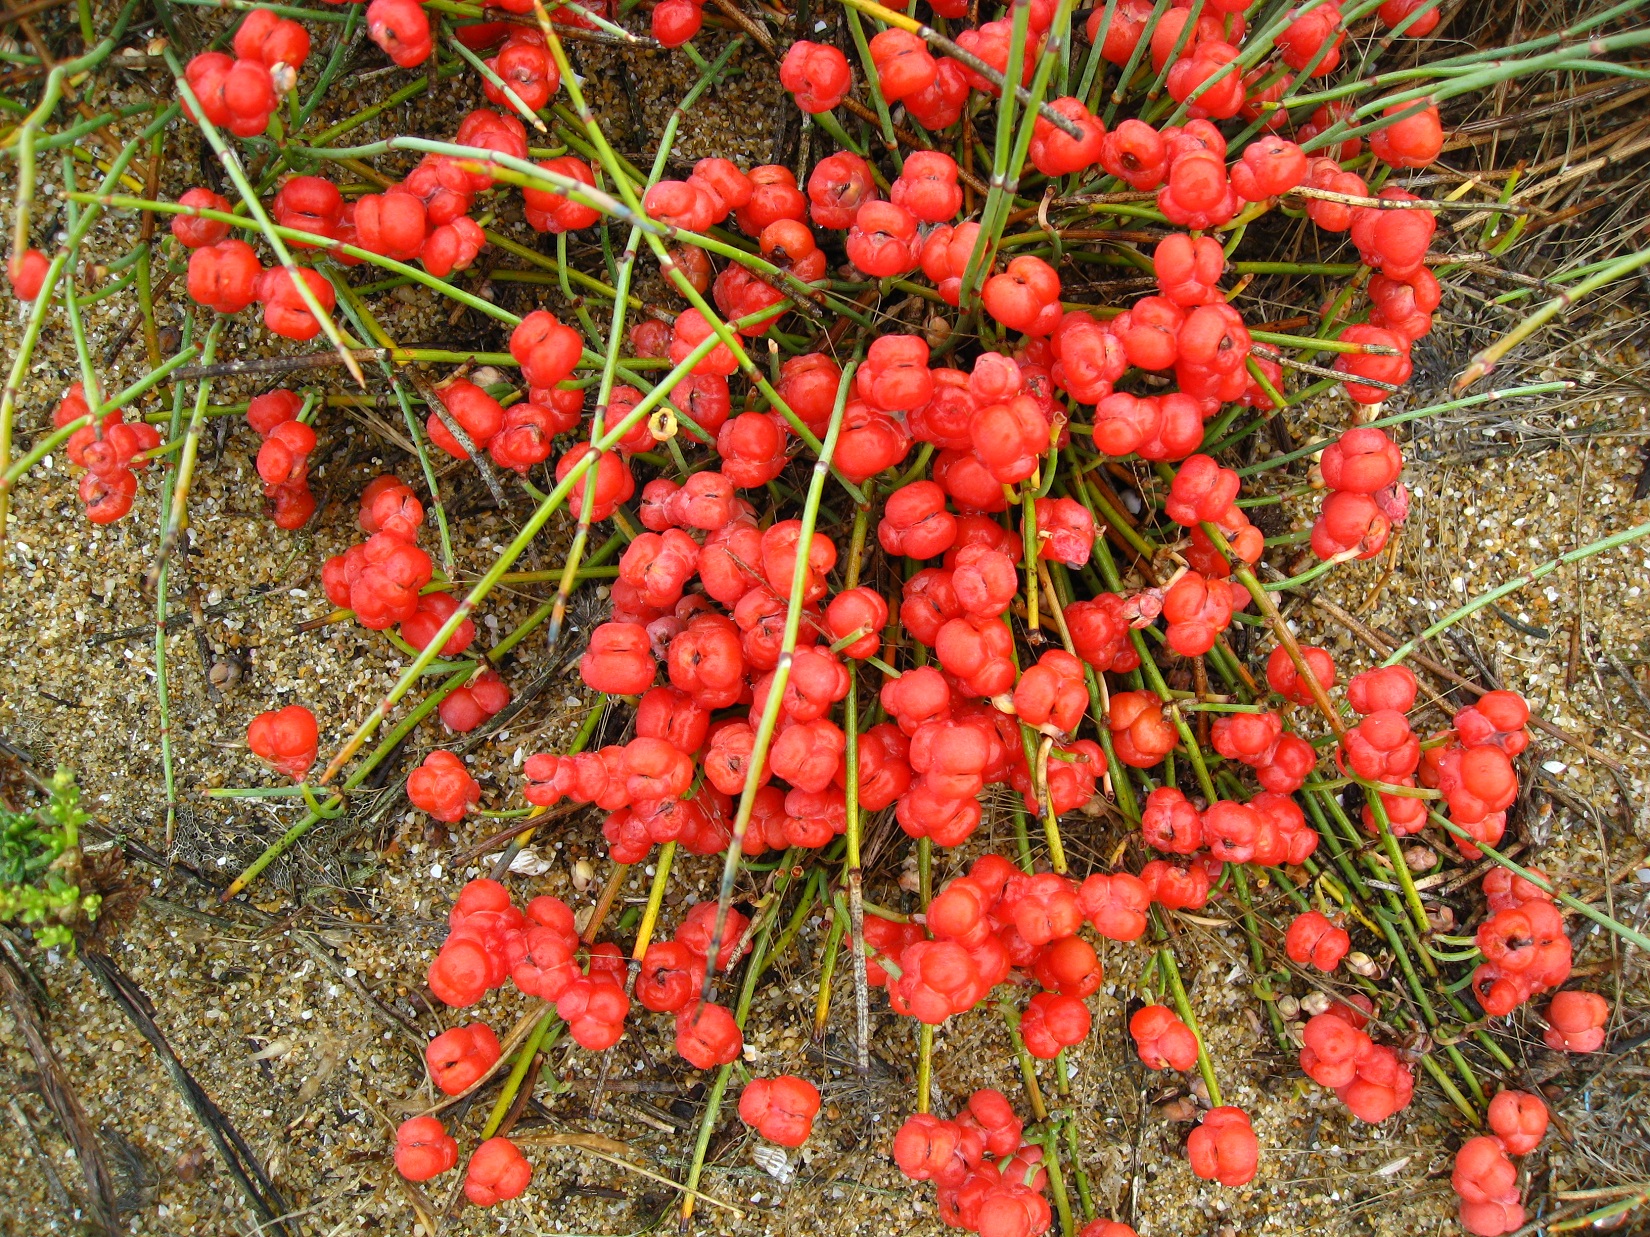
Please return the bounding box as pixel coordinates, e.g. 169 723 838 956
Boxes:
4 9 1650 1237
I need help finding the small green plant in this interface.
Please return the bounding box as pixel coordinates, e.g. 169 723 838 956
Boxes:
0 766 100 952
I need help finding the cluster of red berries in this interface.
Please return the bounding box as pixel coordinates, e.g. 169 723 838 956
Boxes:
246 389 316 530
1298 995 1415 1123
53 382 161 524
881 855 1107 1047
893 1088 1124 1237
1451 1089 1551 1236
1423 689 1528 853
321 476 431 623
407 750 482 821
1312 425 1409 561
246 703 319 779
182 226 337 342
1470 866 1572 1017
183 9 309 138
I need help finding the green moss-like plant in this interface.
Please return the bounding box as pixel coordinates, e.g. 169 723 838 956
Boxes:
0 767 100 952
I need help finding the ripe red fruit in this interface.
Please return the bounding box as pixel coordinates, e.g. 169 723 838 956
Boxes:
1187 1106 1258 1187
1153 234 1224 307
889 150 962 224
1013 649 1088 734
257 265 337 342
522 155 601 232
80 468 136 523
1033 936 1102 999
187 239 262 314
826 587 889 660
1454 690 1530 755
510 309 583 390
846 201 920 279
675 999 743 1069
870 28 936 103
969 395 1049 486
426 379 504 459
1452 1136 1523 1236
1370 101 1444 168
1285 910 1351 971
1432 743 1519 824
1231 136 1308 201
1487 1089 1548 1155
556 975 630 1049
7 247 49 300
739 1075 821 1147
857 334 933 413
1543 989 1609 1052
171 188 233 249
246 388 303 437
906 56 970 128
879 481 958 561
983 256 1062 337
893 1113 963 1181
580 622 656 694
464 1137 532 1207
635 940 703 1013
421 216 485 278
394 1115 458 1182
438 668 511 733
407 750 482 821
1278 2 1344 76
1108 690 1177 767
1019 991 1091 1059
366 0 433 67
1099 118 1167 190
255 418 315 488
1378 0 1441 35
453 108 529 191
1129 1003 1199 1071
956 19 1041 94
1322 426 1404 494
555 444 635 521
779 41 852 113
1140 786 1202 854
1265 644 1337 705
246 704 318 778
1076 872 1149 941
1030 97 1105 177
1350 190 1436 277
1158 149 1239 229
272 176 343 246
425 1021 500 1094
1167 41 1245 119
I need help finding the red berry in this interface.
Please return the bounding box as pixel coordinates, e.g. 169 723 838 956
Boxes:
739 1075 821 1147
246 704 318 778
463 1137 531 1207
1285 909 1350 971
1186 1106 1258 1187
367 0 433 67
675 999 743 1068
407 750 481 821
779 41 852 113
425 1021 500 1095
394 1115 458 1182
187 239 262 314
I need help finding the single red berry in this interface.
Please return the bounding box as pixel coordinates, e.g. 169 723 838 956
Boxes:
246 704 318 778
394 1116 458 1182
463 1137 532 1207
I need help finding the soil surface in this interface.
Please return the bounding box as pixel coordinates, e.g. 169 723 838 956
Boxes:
4 7 1650 1237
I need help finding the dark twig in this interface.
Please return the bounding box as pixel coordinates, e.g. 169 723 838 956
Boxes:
79 951 295 1237
0 941 119 1235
